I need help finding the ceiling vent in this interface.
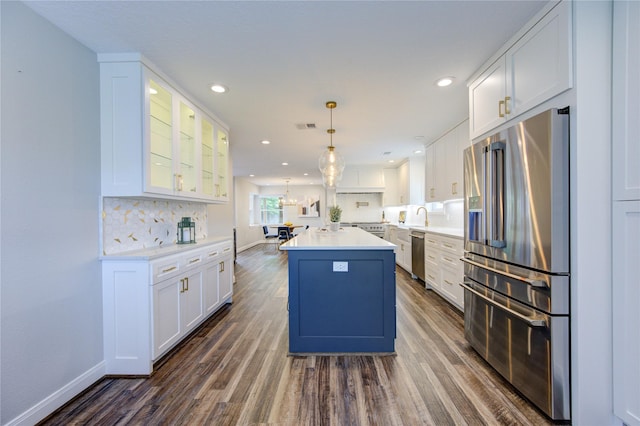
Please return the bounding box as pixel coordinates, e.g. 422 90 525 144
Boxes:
295 123 316 130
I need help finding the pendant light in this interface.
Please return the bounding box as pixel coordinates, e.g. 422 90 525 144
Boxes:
278 179 296 208
318 101 345 188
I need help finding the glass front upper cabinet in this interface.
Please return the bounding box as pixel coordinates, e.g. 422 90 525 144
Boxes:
216 128 229 200
178 101 197 194
99 56 229 203
148 79 173 192
201 118 215 197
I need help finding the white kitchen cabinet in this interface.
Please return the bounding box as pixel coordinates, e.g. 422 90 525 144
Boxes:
337 166 385 192
152 252 206 359
425 120 469 202
469 1 572 139
102 238 233 375
424 235 440 290
613 201 640 426
423 232 464 311
398 157 425 205
396 228 412 273
383 168 399 206
613 3 640 425
424 143 436 202
612 1 640 202
99 53 230 203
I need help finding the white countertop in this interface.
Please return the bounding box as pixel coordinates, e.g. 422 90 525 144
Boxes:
280 227 396 251
100 236 232 260
388 223 463 239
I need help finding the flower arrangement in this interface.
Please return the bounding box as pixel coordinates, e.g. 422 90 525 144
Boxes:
329 205 342 223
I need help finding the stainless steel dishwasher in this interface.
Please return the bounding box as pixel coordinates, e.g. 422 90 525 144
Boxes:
410 230 425 281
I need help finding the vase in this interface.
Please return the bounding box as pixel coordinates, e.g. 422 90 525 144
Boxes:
329 222 340 232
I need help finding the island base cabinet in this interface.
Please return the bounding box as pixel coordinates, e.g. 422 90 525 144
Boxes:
287 249 396 353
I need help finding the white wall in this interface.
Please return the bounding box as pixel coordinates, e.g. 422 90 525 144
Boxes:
1 2 103 424
234 177 263 251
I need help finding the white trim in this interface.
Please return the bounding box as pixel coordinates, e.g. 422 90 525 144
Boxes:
5 362 106 426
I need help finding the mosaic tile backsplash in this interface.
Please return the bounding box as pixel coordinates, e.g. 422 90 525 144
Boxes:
102 197 208 255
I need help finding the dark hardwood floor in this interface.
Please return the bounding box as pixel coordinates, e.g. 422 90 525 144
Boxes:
40 244 556 425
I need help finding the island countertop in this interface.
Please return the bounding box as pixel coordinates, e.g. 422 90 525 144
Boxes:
280 226 396 251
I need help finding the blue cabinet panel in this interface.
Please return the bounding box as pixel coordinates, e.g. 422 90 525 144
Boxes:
287 249 396 353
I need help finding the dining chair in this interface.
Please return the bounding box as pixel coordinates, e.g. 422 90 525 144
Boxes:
277 226 292 246
263 225 279 250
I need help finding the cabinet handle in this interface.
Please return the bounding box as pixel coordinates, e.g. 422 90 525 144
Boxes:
430 188 435 199
451 182 457 195
504 96 511 115
188 258 200 265
223 247 231 252
208 251 219 257
219 261 225 272
184 277 189 292
498 100 505 118
444 279 454 286
180 278 185 293
175 174 184 192
443 256 454 263
443 243 453 249
162 266 177 273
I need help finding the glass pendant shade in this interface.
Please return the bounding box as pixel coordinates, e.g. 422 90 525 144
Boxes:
319 101 345 188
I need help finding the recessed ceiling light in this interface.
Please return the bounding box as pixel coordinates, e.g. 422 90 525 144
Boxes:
282 162 289 166
210 84 228 93
249 174 255 177
388 160 395 163
414 149 423 154
261 140 270 145
436 77 454 87
303 173 308 176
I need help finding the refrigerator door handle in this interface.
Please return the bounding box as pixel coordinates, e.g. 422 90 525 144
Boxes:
488 142 506 248
460 282 547 327
461 257 548 288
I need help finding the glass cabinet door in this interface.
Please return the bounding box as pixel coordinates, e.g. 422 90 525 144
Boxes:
201 118 215 197
178 101 197 194
216 128 229 199
149 80 173 191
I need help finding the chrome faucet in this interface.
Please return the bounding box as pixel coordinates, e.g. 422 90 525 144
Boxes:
416 206 429 227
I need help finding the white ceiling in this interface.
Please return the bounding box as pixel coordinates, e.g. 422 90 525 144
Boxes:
23 0 546 186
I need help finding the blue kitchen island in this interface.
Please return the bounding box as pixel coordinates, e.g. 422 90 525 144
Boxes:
280 227 397 354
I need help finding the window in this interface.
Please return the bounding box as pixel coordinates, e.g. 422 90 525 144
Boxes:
249 194 283 225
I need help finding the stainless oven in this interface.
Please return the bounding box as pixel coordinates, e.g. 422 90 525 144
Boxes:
347 223 385 238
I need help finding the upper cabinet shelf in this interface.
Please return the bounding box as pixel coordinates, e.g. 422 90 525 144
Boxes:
99 54 230 203
468 0 572 139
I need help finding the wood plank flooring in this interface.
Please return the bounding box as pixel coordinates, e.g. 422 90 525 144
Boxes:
40 245 559 425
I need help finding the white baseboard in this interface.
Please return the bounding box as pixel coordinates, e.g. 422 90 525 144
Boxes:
237 240 265 253
6 361 106 426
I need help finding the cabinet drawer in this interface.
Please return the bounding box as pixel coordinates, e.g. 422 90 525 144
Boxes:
440 252 460 269
440 265 464 310
425 248 440 265
424 235 441 249
152 257 182 282
440 237 463 256
183 253 203 270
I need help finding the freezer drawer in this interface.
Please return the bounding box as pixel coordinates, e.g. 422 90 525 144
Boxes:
462 280 570 421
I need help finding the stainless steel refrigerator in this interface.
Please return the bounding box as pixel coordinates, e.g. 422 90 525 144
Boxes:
462 108 571 421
